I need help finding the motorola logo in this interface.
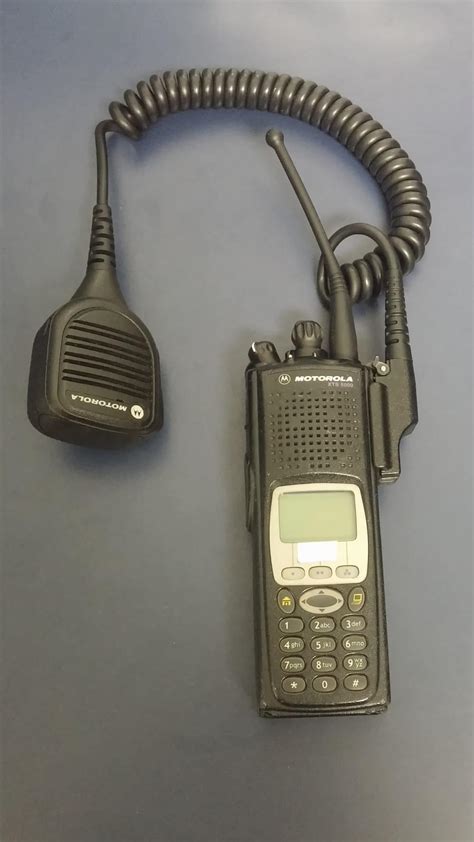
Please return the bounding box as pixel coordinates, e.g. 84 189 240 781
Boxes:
295 375 354 383
278 374 291 385
70 394 127 412
131 405 145 419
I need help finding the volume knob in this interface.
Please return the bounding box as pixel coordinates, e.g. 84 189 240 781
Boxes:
291 321 325 358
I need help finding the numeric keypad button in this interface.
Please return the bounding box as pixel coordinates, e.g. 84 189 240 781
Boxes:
344 674 368 691
312 656 337 672
342 635 367 652
310 617 335 633
281 656 305 673
280 637 304 653
282 676 306 693
341 615 366 632
343 655 368 671
312 676 337 693
279 617 304 633
310 636 336 652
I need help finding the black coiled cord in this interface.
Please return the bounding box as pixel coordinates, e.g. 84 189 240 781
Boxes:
95 68 431 305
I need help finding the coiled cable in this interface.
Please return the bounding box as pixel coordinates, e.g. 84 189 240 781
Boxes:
95 68 431 305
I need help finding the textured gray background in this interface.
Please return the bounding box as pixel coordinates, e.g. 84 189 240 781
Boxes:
1 2 473 841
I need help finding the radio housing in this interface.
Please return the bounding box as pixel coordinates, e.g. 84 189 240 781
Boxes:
245 356 391 716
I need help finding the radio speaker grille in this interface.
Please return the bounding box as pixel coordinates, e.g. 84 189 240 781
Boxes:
266 389 360 472
60 314 153 401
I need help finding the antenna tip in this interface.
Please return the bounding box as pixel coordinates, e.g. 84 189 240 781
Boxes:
266 128 284 149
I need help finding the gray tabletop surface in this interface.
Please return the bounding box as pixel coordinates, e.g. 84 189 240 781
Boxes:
1 2 472 841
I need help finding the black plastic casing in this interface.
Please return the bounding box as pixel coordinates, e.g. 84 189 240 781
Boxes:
27 298 163 448
245 357 390 717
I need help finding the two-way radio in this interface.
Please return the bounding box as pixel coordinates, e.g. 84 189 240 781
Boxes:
27 68 430 716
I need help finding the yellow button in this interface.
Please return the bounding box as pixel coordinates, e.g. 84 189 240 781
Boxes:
277 589 295 614
348 587 365 612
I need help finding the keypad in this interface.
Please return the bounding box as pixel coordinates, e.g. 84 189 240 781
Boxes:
281 656 305 673
279 617 304 633
313 676 337 692
276 597 370 699
343 655 367 671
344 674 368 691
280 637 304 653
310 636 336 652
312 656 337 672
310 617 335 633
341 615 366 632
342 635 367 652
282 676 306 693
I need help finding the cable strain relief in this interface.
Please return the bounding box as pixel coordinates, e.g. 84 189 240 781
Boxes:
384 269 412 360
87 203 116 269
72 204 126 305
327 270 359 361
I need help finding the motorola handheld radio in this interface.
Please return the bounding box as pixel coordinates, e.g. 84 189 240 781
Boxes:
26 68 429 717
246 131 417 716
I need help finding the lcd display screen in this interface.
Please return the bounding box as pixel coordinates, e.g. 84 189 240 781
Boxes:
278 490 357 543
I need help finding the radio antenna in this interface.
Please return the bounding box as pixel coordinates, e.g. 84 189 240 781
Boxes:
266 129 358 362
